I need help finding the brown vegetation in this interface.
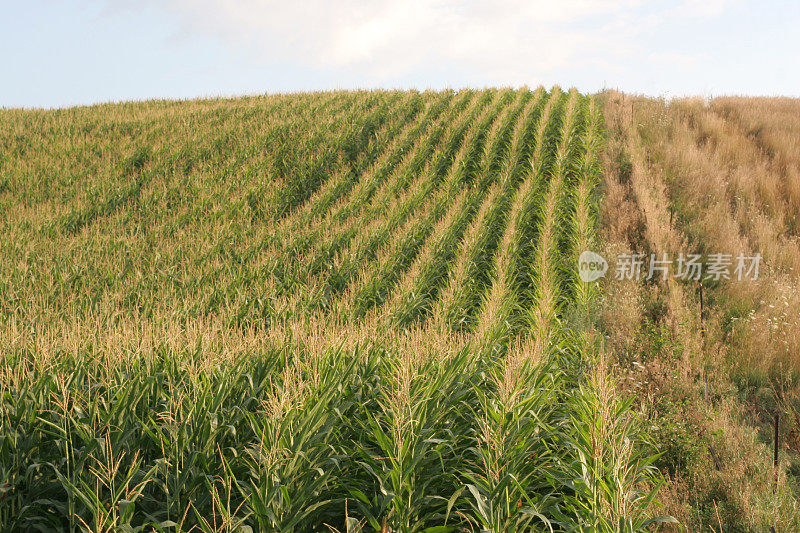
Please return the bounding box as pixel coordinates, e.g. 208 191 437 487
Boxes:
599 91 800 530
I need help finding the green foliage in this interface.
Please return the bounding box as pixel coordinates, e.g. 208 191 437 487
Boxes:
0 88 667 531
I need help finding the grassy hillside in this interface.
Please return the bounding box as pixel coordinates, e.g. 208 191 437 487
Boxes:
600 92 800 530
0 89 666 531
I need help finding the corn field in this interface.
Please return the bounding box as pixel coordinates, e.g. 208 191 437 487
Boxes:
0 89 669 531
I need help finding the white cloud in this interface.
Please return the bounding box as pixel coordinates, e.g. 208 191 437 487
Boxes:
671 0 734 18
113 0 734 87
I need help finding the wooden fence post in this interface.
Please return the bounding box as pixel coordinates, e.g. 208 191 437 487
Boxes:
698 281 705 338
774 412 780 469
774 412 780 495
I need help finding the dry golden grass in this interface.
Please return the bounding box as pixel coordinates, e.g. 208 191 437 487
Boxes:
600 90 800 530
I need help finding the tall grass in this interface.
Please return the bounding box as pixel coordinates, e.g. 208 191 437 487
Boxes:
597 90 800 530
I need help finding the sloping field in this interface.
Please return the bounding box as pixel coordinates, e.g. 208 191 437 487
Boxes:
9 86 800 533
0 89 670 531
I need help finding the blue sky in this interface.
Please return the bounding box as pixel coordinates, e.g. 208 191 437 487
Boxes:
2 0 798 109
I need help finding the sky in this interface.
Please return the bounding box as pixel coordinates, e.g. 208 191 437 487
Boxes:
2 0 798 109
